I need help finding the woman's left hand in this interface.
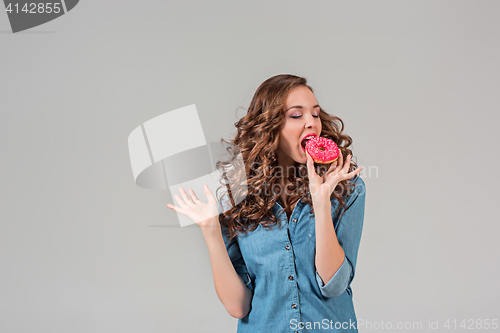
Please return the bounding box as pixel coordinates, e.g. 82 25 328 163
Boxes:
306 150 362 201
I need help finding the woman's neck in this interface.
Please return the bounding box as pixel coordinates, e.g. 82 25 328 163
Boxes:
276 148 296 179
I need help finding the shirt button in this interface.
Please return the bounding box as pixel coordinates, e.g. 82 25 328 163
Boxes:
292 218 297 222
285 245 290 250
288 275 294 280
291 303 297 309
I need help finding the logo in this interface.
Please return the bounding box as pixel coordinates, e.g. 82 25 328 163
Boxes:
127 105 248 227
3 0 79 33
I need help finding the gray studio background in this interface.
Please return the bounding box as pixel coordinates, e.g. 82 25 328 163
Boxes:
1 1 499 332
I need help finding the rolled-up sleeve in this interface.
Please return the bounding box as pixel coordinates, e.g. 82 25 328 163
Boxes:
220 227 254 293
315 176 366 298
218 195 254 293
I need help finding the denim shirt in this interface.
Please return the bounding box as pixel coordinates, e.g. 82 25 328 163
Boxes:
218 176 366 333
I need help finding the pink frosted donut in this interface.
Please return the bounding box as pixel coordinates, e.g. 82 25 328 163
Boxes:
305 137 340 164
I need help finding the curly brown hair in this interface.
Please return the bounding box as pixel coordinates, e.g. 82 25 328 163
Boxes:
216 74 359 241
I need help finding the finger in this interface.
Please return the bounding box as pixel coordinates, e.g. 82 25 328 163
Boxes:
167 203 187 216
325 160 338 176
179 187 194 206
306 151 316 178
189 188 200 202
305 150 311 168
173 194 188 209
342 154 352 173
203 184 216 203
335 151 344 172
346 167 362 179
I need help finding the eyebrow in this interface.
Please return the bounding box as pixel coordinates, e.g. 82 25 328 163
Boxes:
286 104 320 111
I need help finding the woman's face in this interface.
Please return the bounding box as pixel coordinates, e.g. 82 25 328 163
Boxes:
277 85 322 166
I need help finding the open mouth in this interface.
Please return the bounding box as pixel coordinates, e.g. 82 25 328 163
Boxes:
301 134 317 152
301 139 309 151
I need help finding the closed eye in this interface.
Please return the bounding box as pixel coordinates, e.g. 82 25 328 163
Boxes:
290 115 320 119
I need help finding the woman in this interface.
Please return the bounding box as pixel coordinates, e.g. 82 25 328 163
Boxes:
167 74 366 332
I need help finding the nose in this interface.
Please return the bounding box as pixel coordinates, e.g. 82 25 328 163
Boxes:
304 113 317 128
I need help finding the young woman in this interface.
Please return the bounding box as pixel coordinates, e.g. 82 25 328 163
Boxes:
167 74 366 333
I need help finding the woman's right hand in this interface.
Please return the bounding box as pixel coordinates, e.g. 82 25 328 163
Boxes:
166 184 220 230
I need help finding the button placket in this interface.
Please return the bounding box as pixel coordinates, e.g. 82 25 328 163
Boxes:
279 200 303 327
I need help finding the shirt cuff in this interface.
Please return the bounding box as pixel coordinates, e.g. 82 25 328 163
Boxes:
315 255 352 298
